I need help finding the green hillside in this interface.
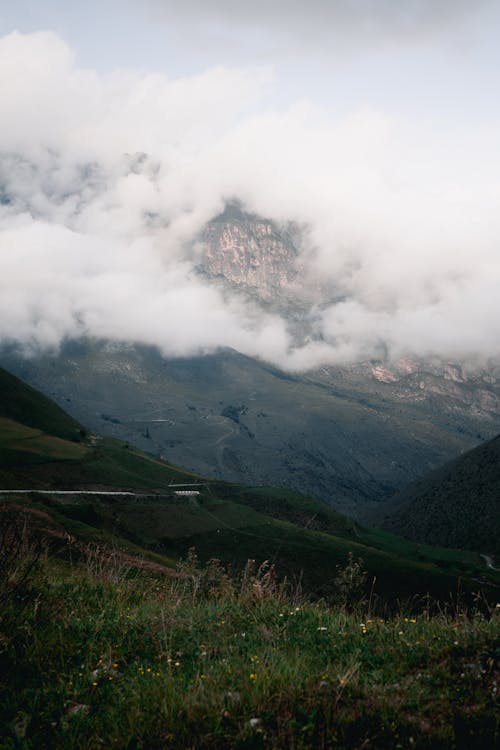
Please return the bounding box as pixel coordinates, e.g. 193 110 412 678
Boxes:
0 365 498 602
1 365 500 748
0 366 83 441
374 435 500 558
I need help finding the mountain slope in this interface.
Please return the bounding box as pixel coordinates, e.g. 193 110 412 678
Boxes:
3 341 499 518
373 434 500 557
0 366 83 441
0 365 498 601
2 209 500 516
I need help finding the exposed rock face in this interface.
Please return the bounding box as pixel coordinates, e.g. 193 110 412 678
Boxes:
320 357 500 423
199 204 301 302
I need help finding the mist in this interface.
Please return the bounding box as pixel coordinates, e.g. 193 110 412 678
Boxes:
1 29 500 370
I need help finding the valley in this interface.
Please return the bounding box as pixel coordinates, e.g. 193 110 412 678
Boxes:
3 339 499 519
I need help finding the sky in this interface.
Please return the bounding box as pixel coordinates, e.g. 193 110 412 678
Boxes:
1 1 500 369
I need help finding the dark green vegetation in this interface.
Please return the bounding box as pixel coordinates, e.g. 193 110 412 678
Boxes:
4 340 500 517
1 518 499 750
1 367 500 748
0 365 498 603
0 366 82 442
374 435 500 558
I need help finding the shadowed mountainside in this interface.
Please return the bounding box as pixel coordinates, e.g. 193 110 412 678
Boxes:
372 434 500 557
3 340 499 518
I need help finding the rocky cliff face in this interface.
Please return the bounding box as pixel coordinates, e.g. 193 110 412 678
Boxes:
199 205 301 303
199 206 500 420
315 357 500 430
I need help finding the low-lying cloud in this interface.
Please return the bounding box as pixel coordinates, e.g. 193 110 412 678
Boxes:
1 30 500 370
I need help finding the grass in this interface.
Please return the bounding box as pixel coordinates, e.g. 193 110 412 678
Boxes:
0 368 83 442
0 533 499 750
0 418 88 463
2 485 498 607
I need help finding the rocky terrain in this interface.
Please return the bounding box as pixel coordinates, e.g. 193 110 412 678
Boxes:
197 203 303 305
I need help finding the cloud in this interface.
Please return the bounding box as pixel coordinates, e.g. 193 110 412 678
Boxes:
144 0 492 52
1 30 500 370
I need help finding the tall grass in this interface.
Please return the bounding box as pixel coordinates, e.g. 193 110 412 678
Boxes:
0 536 499 749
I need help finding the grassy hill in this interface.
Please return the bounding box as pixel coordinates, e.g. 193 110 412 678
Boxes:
0 365 498 604
1 367 499 749
373 435 500 558
0 366 83 441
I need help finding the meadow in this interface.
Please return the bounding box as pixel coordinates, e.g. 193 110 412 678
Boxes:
1 522 498 750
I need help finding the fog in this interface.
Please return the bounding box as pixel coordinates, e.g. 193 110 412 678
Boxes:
1 29 500 370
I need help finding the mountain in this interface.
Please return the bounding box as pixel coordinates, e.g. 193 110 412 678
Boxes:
1 365 498 602
2 208 500 517
3 340 500 518
371 434 500 558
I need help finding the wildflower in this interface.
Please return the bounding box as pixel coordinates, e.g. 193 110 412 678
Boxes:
249 672 257 681
317 626 327 631
249 718 261 728
92 682 98 687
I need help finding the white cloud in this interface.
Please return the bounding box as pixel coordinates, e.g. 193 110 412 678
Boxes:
1 30 500 370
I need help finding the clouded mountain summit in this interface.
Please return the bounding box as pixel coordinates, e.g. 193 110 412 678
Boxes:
1 8 500 370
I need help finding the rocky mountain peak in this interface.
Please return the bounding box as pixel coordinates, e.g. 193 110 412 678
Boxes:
198 204 301 302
